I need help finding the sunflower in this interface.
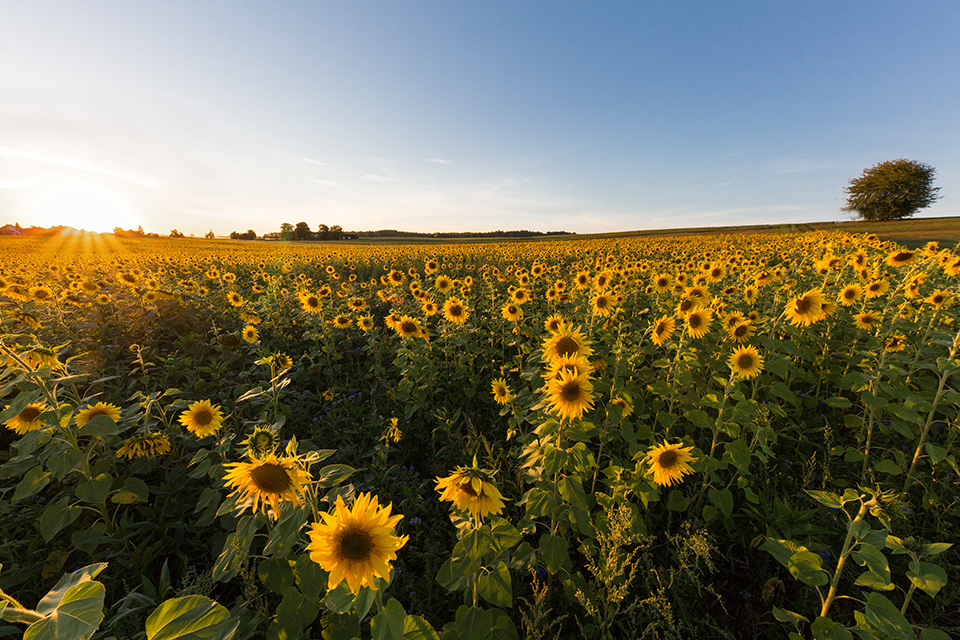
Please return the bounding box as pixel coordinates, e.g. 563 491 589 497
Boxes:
610 395 633 418
223 452 312 519
76 402 122 427
925 289 949 307
394 315 423 338
650 315 675 347
333 314 352 329
783 288 824 327
543 315 566 334
542 325 593 364
885 250 916 268
3 402 48 435
743 286 758 304
300 292 323 314
116 433 171 460
853 312 883 330
511 288 531 305
242 325 259 343
865 279 889 298
542 352 593 383
575 271 592 289
728 321 755 343
179 399 224 437
491 378 512 405
442 297 469 324
239 425 281 457
838 283 862 307
545 370 595 421
434 275 454 293
306 493 408 594
684 309 712 339
30 285 55 303
644 442 697 487
652 273 673 293
227 292 245 307
591 292 614 317
357 316 373 331
501 302 522 323
436 467 506 521
728 346 764 379
884 334 907 352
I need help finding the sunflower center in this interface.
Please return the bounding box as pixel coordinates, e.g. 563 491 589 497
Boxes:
195 410 213 426
555 336 579 357
596 297 608 309
844 290 855 299
688 315 702 329
734 325 748 337
449 305 462 316
655 322 667 335
337 527 373 561
400 321 416 333
796 298 811 312
459 481 478 497
658 449 678 468
737 354 755 369
20 407 41 422
893 252 912 262
249 462 292 494
561 381 582 402
88 409 109 419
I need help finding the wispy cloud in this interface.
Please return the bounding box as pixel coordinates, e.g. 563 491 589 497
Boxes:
301 157 342 167
0 146 159 188
310 179 340 187
361 173 396 182
426 158 453 165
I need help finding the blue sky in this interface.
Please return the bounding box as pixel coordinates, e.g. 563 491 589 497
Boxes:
2 1 958 235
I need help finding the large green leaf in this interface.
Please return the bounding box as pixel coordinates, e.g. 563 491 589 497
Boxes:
25 581 105 640
13 466 51 501
403 615 440 640
862 593 913 640
539 534 569 575
810 616 853 640
477 562 512 608
907 560 948 598
371 598 406 640
788 551 828 587
36 564 108 614
39 497 82 542
266 587 320 640
145 595 230 640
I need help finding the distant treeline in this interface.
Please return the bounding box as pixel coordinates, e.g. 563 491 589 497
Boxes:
230 222 573 241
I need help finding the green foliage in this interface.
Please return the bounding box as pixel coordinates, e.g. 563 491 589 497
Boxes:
842 159 941 221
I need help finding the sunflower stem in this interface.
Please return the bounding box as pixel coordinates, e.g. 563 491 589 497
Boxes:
903 368 952 492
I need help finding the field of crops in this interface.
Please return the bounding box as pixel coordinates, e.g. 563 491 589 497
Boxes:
1 230 958 639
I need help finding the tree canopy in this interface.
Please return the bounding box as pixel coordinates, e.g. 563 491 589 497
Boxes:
842 159 941 221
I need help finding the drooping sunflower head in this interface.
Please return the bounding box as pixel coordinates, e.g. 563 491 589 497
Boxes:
179 399 224 437
728 346 764 379
885 250 916 268
883 334 907 352
643 441 697 487
76 402 122 428
435 466 506 521
224 452 312 519
306 493 407 594
3 402 48 435
117 433 171 460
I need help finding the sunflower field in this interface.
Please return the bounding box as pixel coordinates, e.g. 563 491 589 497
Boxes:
0 231 958 640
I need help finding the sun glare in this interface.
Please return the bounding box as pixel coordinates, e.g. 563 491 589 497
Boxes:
23 184 138 233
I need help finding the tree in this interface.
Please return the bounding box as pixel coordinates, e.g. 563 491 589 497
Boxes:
279 222 294 241
317 224 329 240
293 221 312 240
205 230 215 239
329 224 343 240
842 159 941 221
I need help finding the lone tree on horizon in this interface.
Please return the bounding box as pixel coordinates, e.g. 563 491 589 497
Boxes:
842 159 941 221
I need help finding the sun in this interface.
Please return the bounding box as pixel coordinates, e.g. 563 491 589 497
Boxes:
23 183 139 233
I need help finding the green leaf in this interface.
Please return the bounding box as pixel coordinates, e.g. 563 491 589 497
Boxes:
539 534 570 575
907 560 948 598
266 587 320 640
873 459 902 475
39 496 82 542
454 606 493 640
36 564 108 615
75 473 113 505
919 628 953 640
371 598 406 640
810 616 853 640
13 466 51 501
921 542 952 556
854 570 895 591
852 544 890 584
708 488 734 518
211 515 259 583
788 551 828 587
258 558 295 595
722 438 752 474
665 489 689 512
805 490 843 510
111 476 150 504
76 414 120 437
145 595 230 640
25 581 105 640
477 562 512 608
772 606 809 626
761 538 808 568
315 464 355 488
489 609 518 640
294 552 327 600
402 615 440 640
263 506 309 558
823 397 852 408
488 518 522 550
862 593 913 639
924 443 948 465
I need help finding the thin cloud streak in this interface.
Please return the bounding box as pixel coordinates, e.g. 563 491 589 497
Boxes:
0 146 160 188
